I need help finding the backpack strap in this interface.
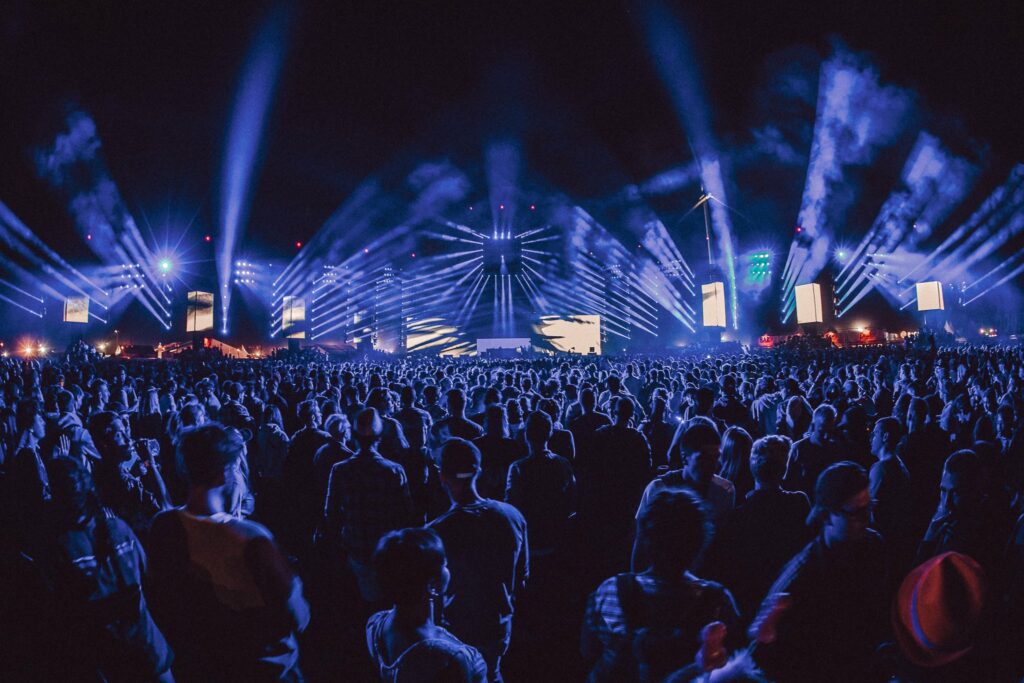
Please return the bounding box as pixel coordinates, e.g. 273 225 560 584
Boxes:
615 572 643 633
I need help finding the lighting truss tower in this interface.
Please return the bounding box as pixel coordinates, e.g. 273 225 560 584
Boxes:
373 265 403 353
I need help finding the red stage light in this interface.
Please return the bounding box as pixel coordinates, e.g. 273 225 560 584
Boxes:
411 253 416 258
204 235 212 242
295 242 302 249
86 234 92 240
529 204 536 210
499 204 505 210
795 226 803 233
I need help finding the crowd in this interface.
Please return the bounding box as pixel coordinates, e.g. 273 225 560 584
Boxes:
1 341 1023 682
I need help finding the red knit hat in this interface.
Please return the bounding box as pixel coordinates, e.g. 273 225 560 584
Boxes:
892 552 986 668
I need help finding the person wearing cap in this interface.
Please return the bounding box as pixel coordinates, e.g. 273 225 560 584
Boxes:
323 407 414 602
751 461 890 683
147 423 310 681
889 551 992 681
428 437 528 682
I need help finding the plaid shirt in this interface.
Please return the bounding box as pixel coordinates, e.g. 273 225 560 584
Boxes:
582 571 739 681
323 451 413 563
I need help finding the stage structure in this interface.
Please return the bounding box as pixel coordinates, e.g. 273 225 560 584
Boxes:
701 282 727 328
535 314 602 355
63 296 89 324
476 337 531 354
281 295 306 339
185 291 214 332
916 281 945 311
795 283 824 324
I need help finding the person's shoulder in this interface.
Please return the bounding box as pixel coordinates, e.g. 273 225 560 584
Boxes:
711 474 735 494
365 609 390 644
486 498 526 521
220 515 275 541
685 574 735 603
654 468 686 487
149 508 184 535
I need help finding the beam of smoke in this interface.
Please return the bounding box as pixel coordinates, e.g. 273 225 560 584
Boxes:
34 112 168 324
217 4 290 334
640 1 739 328
901 165 1024 283
781 47 913 318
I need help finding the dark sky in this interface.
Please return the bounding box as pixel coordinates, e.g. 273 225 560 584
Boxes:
0 0 1021 338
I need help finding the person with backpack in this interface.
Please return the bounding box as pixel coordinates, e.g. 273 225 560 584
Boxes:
365 527 488 682
582 487 740 682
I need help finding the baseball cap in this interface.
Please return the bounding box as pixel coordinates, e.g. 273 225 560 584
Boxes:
440 438 481 479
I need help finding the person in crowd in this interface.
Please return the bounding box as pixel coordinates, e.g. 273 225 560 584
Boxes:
783 403 839 497
869 416 914 566
148 423 310 681
578 397 652 579
703 435 810 622
366 527 488 682
582 487 740 682
641 396 676 470
568 387 611 462
640 418 733 530
50 388 100 464
505 411 576 558
312 413 353 503
395 385 432 453
916 449 1012 579
890 551 993 682
431 389 484 445
536 397 576 462
776 394 812 441
428 438 528 682
87 410 170 533
323 408 414 601
281 398 331 555
44 457 173 682
366 387 410 461
752 462 890 683
718 426 754 501
473 404 524 500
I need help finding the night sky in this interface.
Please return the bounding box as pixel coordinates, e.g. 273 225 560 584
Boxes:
0 0 1021 341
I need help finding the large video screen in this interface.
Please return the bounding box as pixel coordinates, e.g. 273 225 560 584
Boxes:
535 315 601 355
282 295 306 339
63 296 89 324
795 283 824 324
185 291 214 332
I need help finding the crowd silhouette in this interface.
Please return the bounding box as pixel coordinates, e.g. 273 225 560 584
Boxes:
1 340 1022 681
